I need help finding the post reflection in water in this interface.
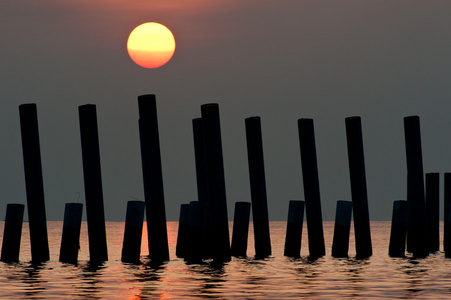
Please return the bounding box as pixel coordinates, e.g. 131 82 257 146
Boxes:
123 260 167 298
2 222 451 298
187 262 227 298
21 263 47 299
77 262 106 299
398 258 430 298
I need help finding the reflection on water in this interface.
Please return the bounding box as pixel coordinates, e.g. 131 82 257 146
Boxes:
1 222 451 298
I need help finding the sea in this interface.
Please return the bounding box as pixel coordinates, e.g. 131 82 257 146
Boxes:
0 221 450 299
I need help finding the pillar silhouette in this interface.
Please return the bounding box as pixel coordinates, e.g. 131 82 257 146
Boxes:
138 94 169 261
231 202 251 257
121 201 146 263
332 200 353 258
426 173 439 253
389 200 408 257
79 104 108 262
176 204 190 258
59 203 83 263
345 116 372 258
192 118 209 204
245 117 271 257
404 116 428 258
185 201 203 263
192 118 211 258
19 103 50 263
298 118 326 258
201 103 231 262
444 173 451 257
0 204 25 263
284 200 305 258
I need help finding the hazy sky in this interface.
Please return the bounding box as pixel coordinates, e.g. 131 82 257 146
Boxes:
1 0 451 221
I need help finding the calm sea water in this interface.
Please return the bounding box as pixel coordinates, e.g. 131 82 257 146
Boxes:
0 221 450 299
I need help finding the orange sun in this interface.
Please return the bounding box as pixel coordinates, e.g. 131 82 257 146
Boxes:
127 22 176 68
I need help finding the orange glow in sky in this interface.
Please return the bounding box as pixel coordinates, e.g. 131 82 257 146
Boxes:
127 22 176 68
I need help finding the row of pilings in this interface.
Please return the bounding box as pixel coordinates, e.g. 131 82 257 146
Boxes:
0 94 447 264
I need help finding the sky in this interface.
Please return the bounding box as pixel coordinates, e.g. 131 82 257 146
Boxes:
1 0 451 221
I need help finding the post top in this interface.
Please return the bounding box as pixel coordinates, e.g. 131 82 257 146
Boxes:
345 116 361 121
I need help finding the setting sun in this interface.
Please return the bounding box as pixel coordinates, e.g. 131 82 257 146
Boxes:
127 22 176 68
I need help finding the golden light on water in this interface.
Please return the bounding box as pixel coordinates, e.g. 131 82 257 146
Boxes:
127 22 176 68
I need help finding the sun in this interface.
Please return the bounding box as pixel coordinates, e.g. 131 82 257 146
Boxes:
127 22 176 68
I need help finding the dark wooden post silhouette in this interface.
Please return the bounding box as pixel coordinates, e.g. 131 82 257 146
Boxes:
404 116 428 258
332 200 353 258
284 200 305 258
138 94 170 261
345 116 372 259
121 201 146 263
245 117 271 257
231 202 251 257
444 173 451 257
192 118 211 258
19 103 50 263
389 200 408 257
192 118 209 204
176 204 190 258
297 118 325 258
201 103 231 262
59 203 83 263
185 201 203 263
426 173 439 253
79 104 108 262
0 204 25 262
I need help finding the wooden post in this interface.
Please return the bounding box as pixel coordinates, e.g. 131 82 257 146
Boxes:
345 116 372 259
0 204 25 263
185 201 203 263
389 200 408 257
138 95 169 261
284 200 305 258
444 173 451 257
59 203 83 263
201 103 231 262
176 204 190 258
79 104 108 262
332 200 353 258
192 118 209 204
404 116 428 258
231 202 251 257
192 118 211 258
121 201 146 263
19 104 50 263
426 173 439 253
298 118 326 258
245 117 271 257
